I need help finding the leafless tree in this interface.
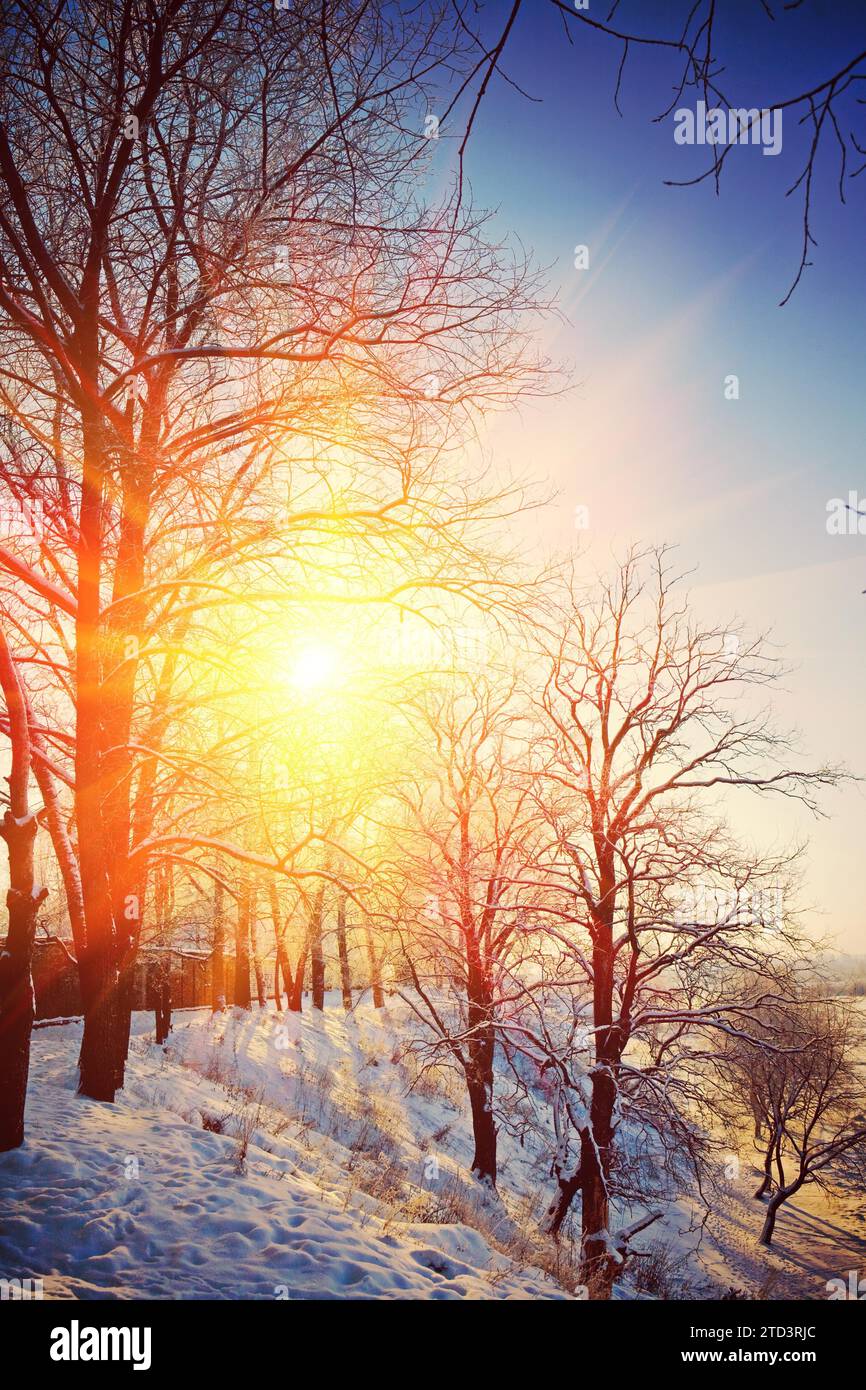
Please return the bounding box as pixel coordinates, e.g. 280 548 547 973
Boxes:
390 676 548 1186
726 994 866 1246
0 0 550 1101
528 546 842 1294
0 625 47 1150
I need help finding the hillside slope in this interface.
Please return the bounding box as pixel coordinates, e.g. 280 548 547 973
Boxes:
2 997 862 1300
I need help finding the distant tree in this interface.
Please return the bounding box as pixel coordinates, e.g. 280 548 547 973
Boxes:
234 879 252 1012
728 996 866 1246
250 886 267 1010
393 678 547 1187
211 880 227 1014
336 896 353 1012
309 882 327 1012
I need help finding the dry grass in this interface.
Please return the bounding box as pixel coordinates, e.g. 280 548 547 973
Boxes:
628 1238 701 1299
173 1018 580 1295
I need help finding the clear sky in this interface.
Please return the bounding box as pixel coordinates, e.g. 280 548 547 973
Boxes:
457 1 866 952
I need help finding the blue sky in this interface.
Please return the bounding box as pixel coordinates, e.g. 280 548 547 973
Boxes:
455 1 866 951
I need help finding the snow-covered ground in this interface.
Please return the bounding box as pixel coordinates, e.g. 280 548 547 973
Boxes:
0 1000 571 1300
1 995 862 1300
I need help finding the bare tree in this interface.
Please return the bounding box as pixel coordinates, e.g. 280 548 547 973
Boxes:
211 878 227 1013
234 878 252 1011
0 0 549 1100
336 895 353 1011
727 995 866 1246
0 626 47 1150
392 677 547 1187
530 547 841 1295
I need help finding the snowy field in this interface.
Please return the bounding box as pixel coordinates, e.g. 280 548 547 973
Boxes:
1 995 863 1300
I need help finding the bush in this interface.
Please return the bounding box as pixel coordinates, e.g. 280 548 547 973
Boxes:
628 1239 699 1299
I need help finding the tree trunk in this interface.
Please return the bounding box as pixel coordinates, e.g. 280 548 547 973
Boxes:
749 1086 763 1141
364 923 384 1008
577 924 619 1299
578 1125 614 1297
759 1193 783 1245
0 626 47 1151
77 941 123 1101
336 897 352 1010
754 1138 774 1199
465 931 497 1186
310 886 325 1010
759 1180 802 1246
113 925 138 1086
467 1074 497 1186
250 886 266 1008
150 959 172 1045
537 998 619 1290
273 954 283 1010
269 880 288 1010
212 880 226 1011
234 882 252 1010
288 951 306 1012
114 858 163 1085
754 1170 772 1200
75 410 124 1103
275 943 294 1010
101 440 156 1092
0 814 45 1152
155 991 171 1044
543 1165 583 1236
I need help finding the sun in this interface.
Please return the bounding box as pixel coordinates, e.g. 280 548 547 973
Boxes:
287 640 341 692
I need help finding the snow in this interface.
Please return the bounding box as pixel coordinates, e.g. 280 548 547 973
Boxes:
0 1000 570 1300
668 1160 866 1300
3 993 862 1300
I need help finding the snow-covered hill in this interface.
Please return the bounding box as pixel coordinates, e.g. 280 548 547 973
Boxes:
2 996 863 1300
0 1001 571 1300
